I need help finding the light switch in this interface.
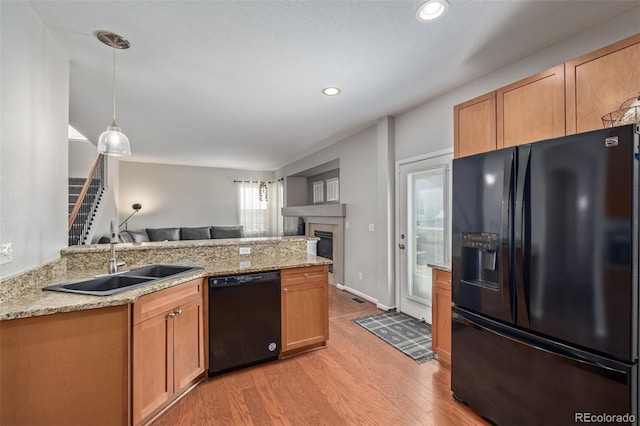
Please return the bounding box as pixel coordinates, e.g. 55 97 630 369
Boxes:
368 224 375 232
239 247 251 255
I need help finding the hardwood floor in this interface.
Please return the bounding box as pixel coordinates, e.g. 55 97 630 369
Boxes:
152 286 487 426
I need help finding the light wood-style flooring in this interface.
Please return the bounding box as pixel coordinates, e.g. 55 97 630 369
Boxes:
153 286 487 426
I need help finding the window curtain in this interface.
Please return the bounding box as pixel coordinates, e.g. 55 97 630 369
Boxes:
237 180 283 237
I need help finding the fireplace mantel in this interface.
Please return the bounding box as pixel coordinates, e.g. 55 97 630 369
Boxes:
282 204 346 217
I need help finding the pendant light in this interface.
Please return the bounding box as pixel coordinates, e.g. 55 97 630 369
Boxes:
96 31 131 156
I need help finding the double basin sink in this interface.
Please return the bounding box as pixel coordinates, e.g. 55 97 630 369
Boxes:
43 264 203 296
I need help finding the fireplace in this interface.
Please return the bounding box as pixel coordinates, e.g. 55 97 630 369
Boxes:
314 230 333 273
282 207 345 286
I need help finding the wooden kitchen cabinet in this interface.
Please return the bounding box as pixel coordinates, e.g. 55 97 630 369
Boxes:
566 33 640 135
432 269 452 364
132 278 205 425
454 91 497 158
0 305 130 426
497 64 566 148
280 265 329 357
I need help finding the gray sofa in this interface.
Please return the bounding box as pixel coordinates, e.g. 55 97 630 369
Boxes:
114 225 245 243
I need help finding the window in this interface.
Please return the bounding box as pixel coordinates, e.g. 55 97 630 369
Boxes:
326 177 339 202
313 181 324 204
238 181 269 237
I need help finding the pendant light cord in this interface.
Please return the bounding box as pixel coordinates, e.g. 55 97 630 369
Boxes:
111 43 117 125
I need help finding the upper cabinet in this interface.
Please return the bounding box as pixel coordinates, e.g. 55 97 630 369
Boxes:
454 33 640 158
454 92 496 158
565 33 640 135
497 64 565 148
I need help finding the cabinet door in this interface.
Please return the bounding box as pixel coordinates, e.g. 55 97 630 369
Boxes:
281 279 329 353
566 33 640 134
497 64 565 148
454 92 497 158
132 312 173 425
173 298 205 393
432 269 452 364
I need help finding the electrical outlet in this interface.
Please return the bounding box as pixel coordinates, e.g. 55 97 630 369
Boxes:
0 242 13 265
239 247 251 255
358 272 363 280
368 224 375 232
240 260 251 268
345 222 350 230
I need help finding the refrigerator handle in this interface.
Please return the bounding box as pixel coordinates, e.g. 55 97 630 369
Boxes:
502 150 515 322
515 145 531 326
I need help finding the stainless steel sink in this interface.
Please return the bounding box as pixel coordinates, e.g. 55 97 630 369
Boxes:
43 264 203 296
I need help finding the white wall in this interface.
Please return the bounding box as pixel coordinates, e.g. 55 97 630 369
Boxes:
0 2 69 279
278 122 394 304
69 139 98 178
118 161 274 231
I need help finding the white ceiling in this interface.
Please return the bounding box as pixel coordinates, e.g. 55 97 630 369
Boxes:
29 0 639 171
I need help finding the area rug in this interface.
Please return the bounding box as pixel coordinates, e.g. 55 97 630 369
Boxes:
352 311 437 364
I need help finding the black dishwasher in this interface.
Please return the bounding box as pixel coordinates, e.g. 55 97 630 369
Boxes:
208 271 281 376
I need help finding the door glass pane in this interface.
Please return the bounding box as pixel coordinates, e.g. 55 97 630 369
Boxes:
408 166 446 303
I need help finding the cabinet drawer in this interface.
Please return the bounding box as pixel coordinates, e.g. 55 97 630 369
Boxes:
133 278 203 325
434 269 451 287
281 266 328 286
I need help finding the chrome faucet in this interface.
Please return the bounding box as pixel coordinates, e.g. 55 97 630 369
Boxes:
108 220 125 274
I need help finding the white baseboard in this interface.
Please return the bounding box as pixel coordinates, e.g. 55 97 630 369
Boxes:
376 302 395 311
336 284 396 311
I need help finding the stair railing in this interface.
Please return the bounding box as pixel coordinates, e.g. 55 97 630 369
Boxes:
68 154 105 245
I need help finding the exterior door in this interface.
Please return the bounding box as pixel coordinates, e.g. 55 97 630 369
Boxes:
398 153 452 321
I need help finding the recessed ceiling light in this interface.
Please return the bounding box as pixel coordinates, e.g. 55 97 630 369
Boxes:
322 87 341 96
416 0 449 22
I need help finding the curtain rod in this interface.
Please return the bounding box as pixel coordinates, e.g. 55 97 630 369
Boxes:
233 180 274 184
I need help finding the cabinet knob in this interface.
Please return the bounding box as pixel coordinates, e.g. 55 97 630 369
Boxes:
175 309 183 315
283 288 288 293
304 273 309 278
168 312 176 318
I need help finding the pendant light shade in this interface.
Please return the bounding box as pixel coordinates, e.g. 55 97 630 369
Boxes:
96 31 131 156
98 124 131 156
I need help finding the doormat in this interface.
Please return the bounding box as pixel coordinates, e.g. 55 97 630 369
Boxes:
352 311 437 364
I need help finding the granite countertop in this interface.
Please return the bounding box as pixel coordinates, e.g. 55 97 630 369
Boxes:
60 235 314 254
0 253 330 321
428 263 451 273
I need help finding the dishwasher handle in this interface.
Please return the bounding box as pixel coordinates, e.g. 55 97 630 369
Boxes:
210 271 281 286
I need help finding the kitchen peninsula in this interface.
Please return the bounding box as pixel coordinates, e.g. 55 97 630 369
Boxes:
0 236 331 426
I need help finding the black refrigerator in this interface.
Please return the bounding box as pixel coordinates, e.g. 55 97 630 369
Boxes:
451 124 639 426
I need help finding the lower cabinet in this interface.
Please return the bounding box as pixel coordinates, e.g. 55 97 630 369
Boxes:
432 269 452 364
281 265 329 356
132 278 205 425
0 305 129 426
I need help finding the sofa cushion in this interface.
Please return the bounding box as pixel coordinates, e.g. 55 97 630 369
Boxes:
147 227 180 241
118 231 134 243
211 225 244 239
180 226 212 240
127 228 150 243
